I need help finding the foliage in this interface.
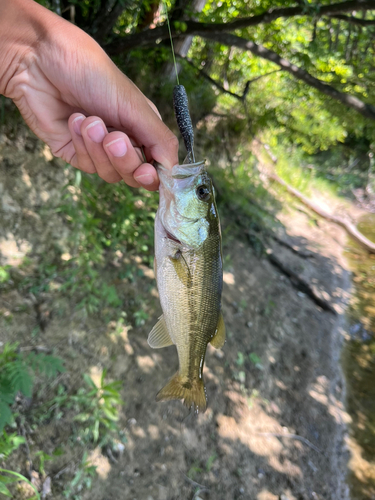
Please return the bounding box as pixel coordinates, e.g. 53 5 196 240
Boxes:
62 452 97 500
0 467 40 499
0 431 39 499
55 170 158 315
0 342 65 432
0 265 11 285
42 371 123 448
211 149 282 245
0 430 25 461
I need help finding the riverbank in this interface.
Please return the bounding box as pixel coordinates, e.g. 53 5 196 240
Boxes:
0 130 367 499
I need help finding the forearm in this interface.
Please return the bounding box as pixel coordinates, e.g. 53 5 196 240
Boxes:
0 0 59 96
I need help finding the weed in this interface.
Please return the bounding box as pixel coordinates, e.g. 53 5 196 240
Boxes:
133 309 149 327
0 467 40 499
0 342 65 431
264 299 276 316
0 265 11 286
249 352 263 370
247 389 260 408
236 352 245 366
34 450 53 476
0 430 25 461
43 370 123 448
188 462 203 481
238 299 247 313
0 430 39 499
62 452 97 500
206 453 217 472
234 371 246 384
55 171 158 315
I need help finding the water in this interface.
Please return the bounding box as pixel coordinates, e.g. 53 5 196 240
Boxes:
342 213 375 500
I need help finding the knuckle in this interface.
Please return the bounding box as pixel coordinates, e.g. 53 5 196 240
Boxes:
166 132 179 152
98 170 122 184
73 153 96 174
80 164 97 174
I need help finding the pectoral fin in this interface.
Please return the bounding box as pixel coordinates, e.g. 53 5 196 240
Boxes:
148 315 173 349
169 251 192 287
210 312 226 349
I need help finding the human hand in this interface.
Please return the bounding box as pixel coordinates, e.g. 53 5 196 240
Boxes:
0 0 179 190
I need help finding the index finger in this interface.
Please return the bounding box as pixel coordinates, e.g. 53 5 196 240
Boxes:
116 78 179 170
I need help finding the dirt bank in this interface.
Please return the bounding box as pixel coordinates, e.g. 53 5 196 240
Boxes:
0 130 354 500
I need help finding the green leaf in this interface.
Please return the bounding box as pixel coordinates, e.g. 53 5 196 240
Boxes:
83 374 97 390
0 469 40 499
0 480 12 496
0 402 13 433
93 420 99 442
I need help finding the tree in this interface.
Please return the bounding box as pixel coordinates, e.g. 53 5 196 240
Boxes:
39 0 375 152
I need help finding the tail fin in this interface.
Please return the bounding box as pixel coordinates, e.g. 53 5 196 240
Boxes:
156 372 207 413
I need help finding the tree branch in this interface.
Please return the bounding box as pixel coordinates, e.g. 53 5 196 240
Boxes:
328 13 375 26
182 57 243 100
104 0 375 54
201 32 375 120
103 0 375 120
181 56 280 101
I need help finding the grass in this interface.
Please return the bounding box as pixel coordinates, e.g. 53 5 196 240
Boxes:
0 341 123 499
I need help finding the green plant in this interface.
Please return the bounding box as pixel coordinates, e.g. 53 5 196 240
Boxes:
0 467 40 499
34 450 52 476
0 265 11 285
249 352 263 370
0 430 25 461
187 462 203 481
44 371 122 447
55 170 158 315
0 430 40 499
62 452 97 500
264 299 276 317
205 453 217 472
72 372 122 446
0 342 65 431
133 309 149 327
236 352 245 366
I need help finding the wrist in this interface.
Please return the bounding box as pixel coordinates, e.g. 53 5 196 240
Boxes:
0 0 59 96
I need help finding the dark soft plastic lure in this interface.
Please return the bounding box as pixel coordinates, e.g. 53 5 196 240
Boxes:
173 85 195 163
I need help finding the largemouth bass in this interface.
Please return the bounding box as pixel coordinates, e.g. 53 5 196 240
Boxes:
148 159 225 412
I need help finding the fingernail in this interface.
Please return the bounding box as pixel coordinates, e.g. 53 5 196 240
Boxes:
86 120 106 143
105 138 127 157
72 115 84 136
134 174 155 186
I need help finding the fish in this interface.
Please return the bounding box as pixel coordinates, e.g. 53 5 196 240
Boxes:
148 157 225 412
148 85 225 412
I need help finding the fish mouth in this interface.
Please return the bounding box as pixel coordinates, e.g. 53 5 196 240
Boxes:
165 229 182 245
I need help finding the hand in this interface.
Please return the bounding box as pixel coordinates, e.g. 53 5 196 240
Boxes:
0 0 179 190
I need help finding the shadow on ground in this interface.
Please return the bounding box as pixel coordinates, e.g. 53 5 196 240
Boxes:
0 130 356 500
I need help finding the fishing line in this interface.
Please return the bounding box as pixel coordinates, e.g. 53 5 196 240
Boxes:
162 0 180 85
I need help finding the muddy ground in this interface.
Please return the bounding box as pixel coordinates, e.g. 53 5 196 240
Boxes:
0 130 359 500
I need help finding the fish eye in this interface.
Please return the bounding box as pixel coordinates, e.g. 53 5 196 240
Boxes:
196 185 211 202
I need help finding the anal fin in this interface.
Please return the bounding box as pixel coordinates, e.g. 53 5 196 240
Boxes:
148 315 173 349
210 312 226 349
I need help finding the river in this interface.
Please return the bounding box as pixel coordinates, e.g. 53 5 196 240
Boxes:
343 213 375 500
